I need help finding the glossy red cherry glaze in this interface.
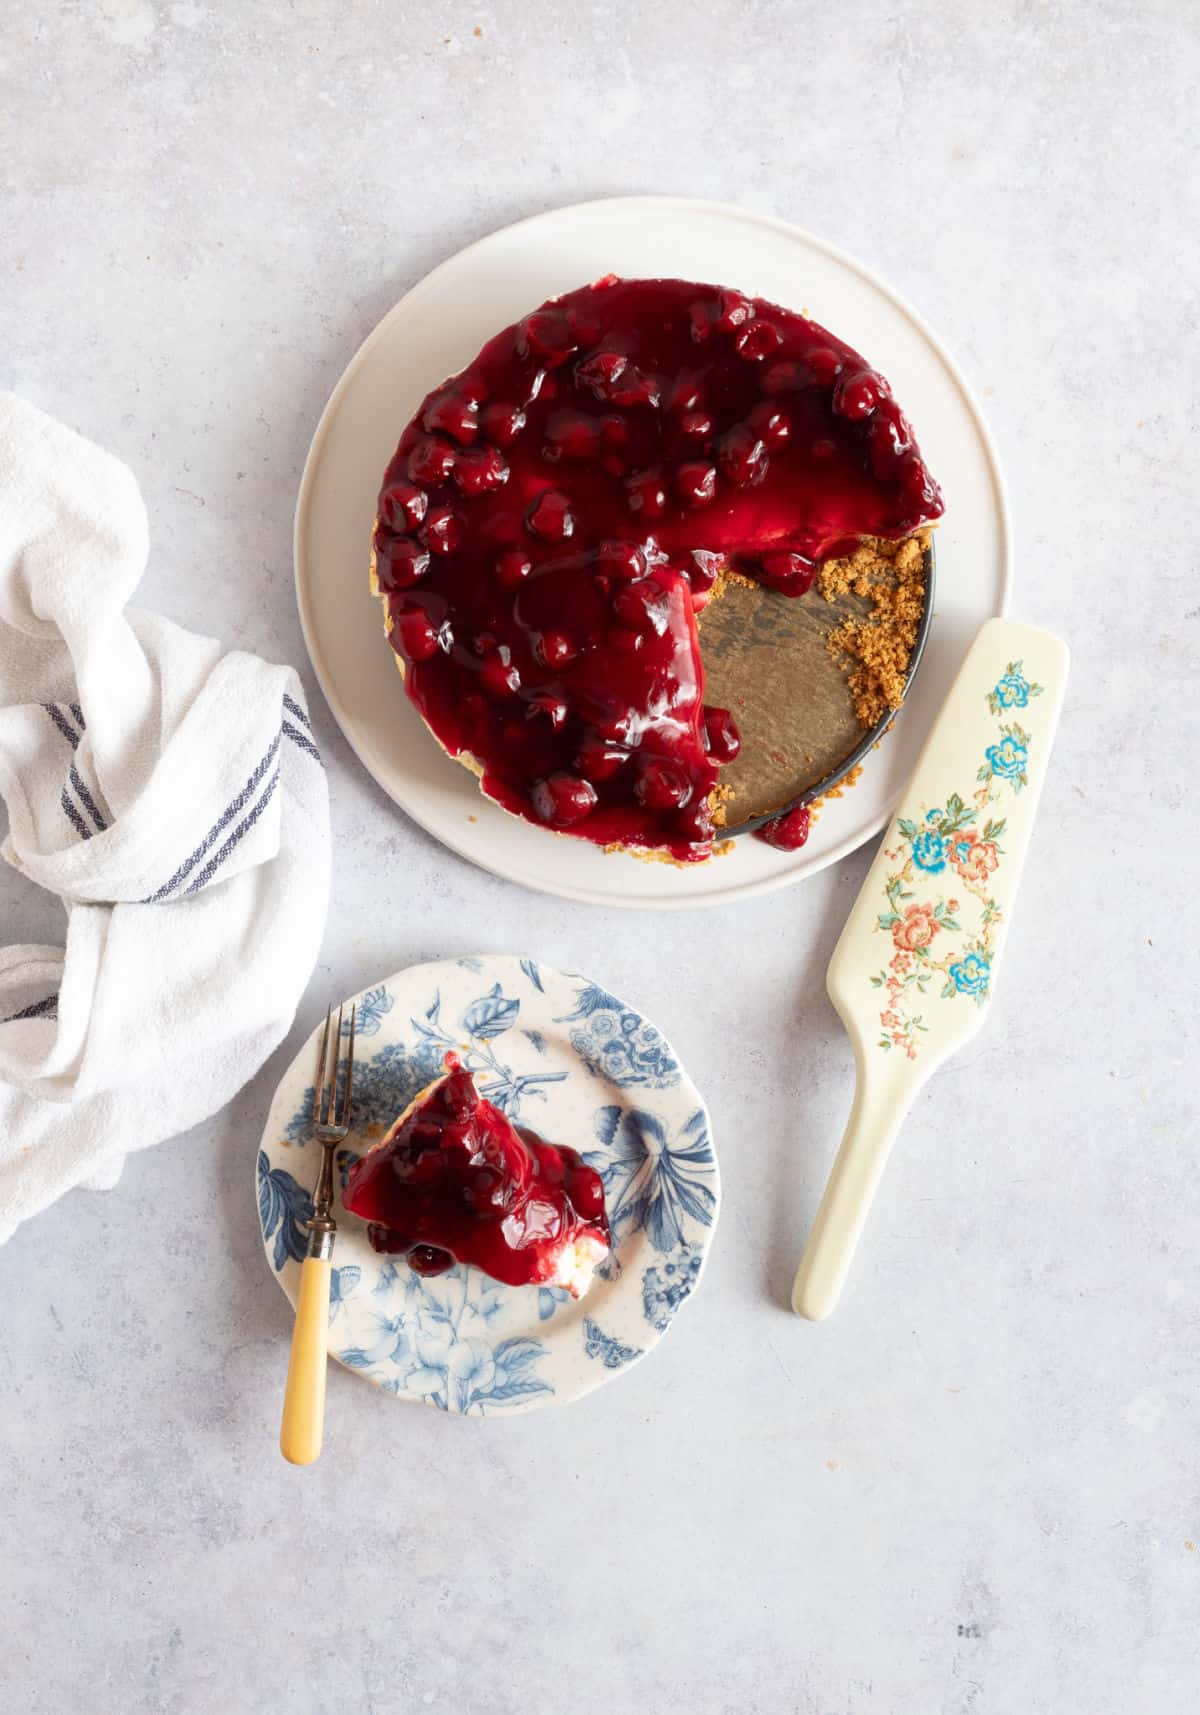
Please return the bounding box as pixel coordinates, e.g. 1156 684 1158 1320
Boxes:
375 277 943 861
342 1057 609 1293
755 803 812 851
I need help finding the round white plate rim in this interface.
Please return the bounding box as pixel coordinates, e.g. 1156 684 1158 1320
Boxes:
294 194 1012 909
257 954 719 1412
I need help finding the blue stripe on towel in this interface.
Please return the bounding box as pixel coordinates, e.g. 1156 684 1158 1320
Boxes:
145 728 282 902
4 994 59 1023
44 704 80 748
60 786 90 841
69 765 107 832
183 766 280 895
282 692 312 733
69 703 86 729
282 719 322 766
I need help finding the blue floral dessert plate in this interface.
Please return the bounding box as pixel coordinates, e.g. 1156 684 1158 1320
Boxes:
257 955 719 1415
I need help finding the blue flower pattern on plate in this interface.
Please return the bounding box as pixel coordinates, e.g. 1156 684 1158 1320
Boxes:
257 1151 312 1268
347 985 393 1036
556 980 681 1088
641 1244 704 1331
259 959 717 1415
585 1105 715 1253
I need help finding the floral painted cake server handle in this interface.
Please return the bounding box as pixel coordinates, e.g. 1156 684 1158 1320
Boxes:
792 618 1069 1321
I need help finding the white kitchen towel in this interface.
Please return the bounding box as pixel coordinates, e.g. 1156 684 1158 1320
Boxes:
0 392 330 1240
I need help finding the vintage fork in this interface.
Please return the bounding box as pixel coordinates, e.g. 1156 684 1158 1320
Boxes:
279 1001 356 1466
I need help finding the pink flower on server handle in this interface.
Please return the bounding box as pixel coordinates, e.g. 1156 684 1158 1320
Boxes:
880 1011 900 1029
892 902 940 952
950 831 999 885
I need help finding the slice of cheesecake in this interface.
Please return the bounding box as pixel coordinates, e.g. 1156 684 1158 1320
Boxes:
342 1054 610 1297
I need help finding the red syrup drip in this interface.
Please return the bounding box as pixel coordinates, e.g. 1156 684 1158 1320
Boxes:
754 803 812 851
375 277 943 862
342 1056 609 1292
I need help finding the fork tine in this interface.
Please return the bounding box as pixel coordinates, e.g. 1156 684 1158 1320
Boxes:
314 1006 333 1128
339 1005 356 1128
330 1002 343 1122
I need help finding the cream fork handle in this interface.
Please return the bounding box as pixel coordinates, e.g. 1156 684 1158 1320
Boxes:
279 1254 332 1465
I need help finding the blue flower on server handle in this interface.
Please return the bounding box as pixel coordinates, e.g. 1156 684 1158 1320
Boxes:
984 734 1027 780
948 950 991 1001
910 823 949 873
987 660 1043 715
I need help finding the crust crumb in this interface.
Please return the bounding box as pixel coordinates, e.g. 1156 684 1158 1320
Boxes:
819 530 931 729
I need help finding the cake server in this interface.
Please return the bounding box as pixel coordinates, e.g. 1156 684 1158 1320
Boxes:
791 617 1068 1320
280 1001 355 1464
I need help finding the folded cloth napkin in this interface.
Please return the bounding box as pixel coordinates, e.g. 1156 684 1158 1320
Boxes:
0 392 330 1241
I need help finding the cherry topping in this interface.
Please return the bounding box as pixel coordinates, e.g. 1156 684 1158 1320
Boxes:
679 409 715 439
518 308 576 365
544 410 600 461
527 489 575 540
867 407 911 478
494 549 532 590
408 436 456 484
423 391 479 445
756 803 812 850
534 628 579 669
635 756 693 810
717 425 768 487
596 540 646 581
748 401 791 447
676 460 717 506
375 276 944 864
407 1244 454 1277
378 481 429 533
376 538 431 592
442 1068 480 1120
480 647 521 700
833 370 882 421
807 347 843 385
703 706 742 762
575 732 631 781
527 691 571 731
758 551 817 596
625 467 669 518
611 578 669 634
422 506 464 555
395 605 442 662
452 445 510 496
715 290 753 331
734 319 783 361
481 401 526 444
667 377 705 413
531 772 598 825
684 549 721 602
343 1059 610 1291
